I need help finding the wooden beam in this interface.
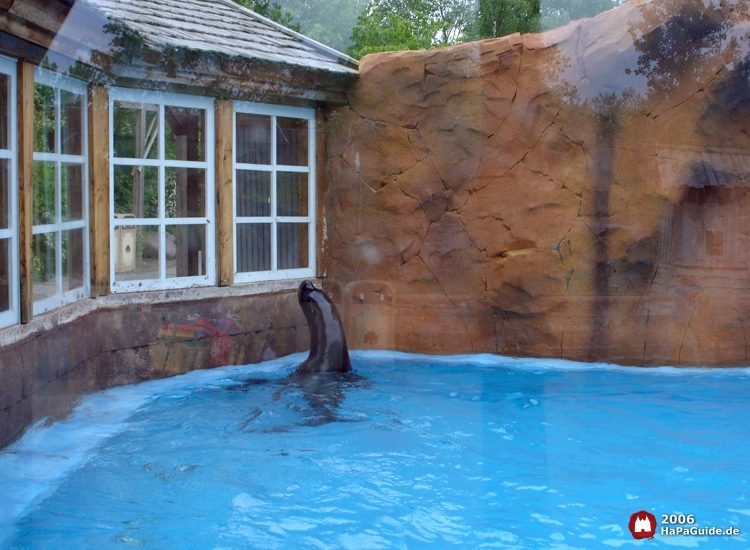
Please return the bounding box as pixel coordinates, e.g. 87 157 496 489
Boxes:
8 0 72 33
88 84 110 296
17 60 33 322
0 9 56 51
215 98 234 286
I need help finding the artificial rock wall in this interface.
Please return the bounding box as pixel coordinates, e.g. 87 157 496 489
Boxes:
322 0 750 366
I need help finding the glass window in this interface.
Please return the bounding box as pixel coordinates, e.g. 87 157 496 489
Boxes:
110 89 215 292
0 56 17 328
234 104 316 282
31 69 87 316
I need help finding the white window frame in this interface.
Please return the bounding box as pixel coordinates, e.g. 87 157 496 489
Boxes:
233 102 316 283
32 68 90 316
0 55 18 328
109 88 215 293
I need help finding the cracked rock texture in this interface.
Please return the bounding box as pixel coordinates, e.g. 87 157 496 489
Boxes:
321 0 750 366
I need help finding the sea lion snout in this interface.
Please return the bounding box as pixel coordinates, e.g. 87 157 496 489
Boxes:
298 279 316 303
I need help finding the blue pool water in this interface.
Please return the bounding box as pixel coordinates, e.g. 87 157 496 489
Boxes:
0 352 749 549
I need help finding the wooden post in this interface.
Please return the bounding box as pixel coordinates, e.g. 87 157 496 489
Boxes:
88 84 110 296
315 109 326 278
17 61 33 322
215 98 234 286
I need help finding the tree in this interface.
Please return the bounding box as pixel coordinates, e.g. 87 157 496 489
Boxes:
271 0 370 54
475 0 540 39
347 0 476 59
233 0 301 32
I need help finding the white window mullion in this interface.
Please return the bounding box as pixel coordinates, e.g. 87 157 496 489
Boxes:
55 229 63 296
233 101 315 283
270 115 278 272
110 88 215 292
158 104 166 280
54 88 62 296
31 68 89 317
0 55 17 328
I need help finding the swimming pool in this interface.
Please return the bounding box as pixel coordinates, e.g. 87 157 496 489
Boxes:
1 352 748 548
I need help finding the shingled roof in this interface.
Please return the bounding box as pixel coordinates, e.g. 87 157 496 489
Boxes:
83 0 359 74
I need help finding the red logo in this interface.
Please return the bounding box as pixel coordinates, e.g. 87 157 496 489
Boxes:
628 510 657 539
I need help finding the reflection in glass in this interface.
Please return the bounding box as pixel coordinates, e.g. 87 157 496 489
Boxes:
277 172 308 216
276 117 308 166
63 228 85 291
116 225 160 281
167 224 206 278
236 113 271 164
32 232 56 302
237 170 271 217
0 239 8 313
278 223 308 270
166 167 205 218
62 163 84 222
34 83 55 153
32 161 55 226
165 106 205 162
60 90 83 156
113 102 159 159
113 165 158 218
237 223 271 272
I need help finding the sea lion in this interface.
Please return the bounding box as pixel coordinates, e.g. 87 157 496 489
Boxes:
295 280 352 375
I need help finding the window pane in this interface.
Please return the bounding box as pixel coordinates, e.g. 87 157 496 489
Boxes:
62 163 84 222
0 238 9 313
165 106 205 162
32 232 56 301
278 223 309 270
0 73 8 151
236 113 271 164
166 167 205 218
166 224 205 278
237 223 271 272
33 161 55 225
237 170 270 217
34 84 56 153
113 102 159 159
63 228 85 291
60 90 83 156
276 117 308 166
0 159 8 229
277 172 308 217
114 165 158 218
116 225 159 281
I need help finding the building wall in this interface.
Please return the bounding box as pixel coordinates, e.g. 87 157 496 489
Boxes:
321 0 750 367
0 286 309 448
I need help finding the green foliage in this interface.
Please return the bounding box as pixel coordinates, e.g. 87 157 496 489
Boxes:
475 0 540 39
233 0 301 32
347 0 476 59
270 0 626 57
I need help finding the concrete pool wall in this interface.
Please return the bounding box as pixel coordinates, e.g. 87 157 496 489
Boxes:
0 284 309 447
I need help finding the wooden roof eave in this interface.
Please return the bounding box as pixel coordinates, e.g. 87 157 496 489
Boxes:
73 43 357 107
